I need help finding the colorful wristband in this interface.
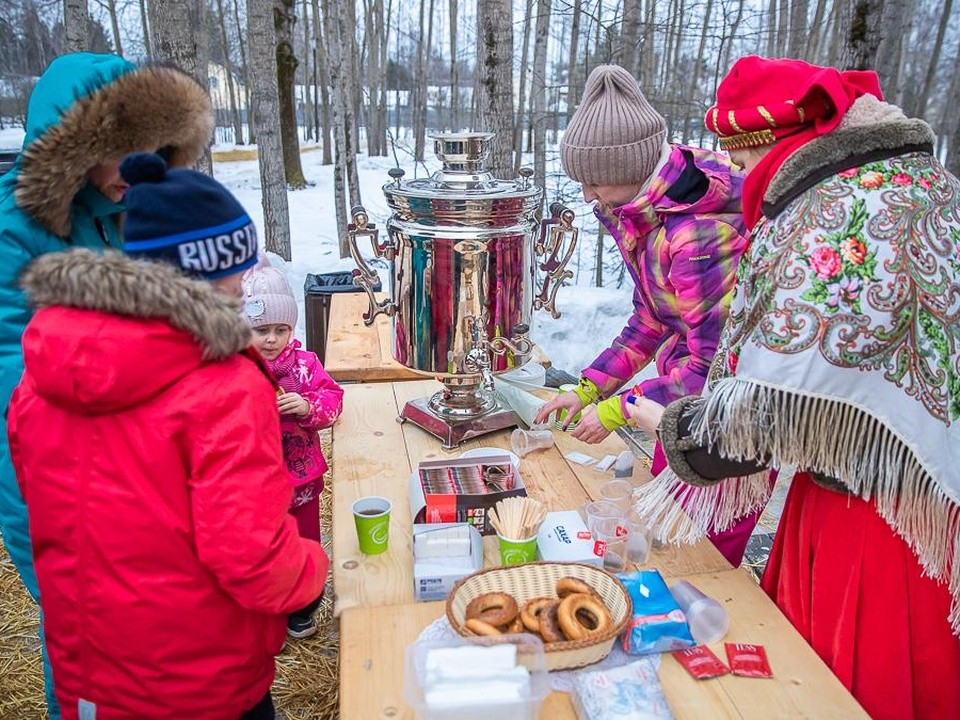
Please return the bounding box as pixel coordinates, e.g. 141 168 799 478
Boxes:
595 395 628 431
572 376 602 406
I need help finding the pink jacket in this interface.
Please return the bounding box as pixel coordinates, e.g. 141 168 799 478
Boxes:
264 340 343 487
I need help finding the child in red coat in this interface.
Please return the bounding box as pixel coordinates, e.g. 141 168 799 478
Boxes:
243 265 344 637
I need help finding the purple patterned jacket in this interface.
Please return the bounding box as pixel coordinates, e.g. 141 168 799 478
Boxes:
583 144 748 413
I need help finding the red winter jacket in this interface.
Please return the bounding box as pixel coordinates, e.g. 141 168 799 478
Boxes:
7 250 328 720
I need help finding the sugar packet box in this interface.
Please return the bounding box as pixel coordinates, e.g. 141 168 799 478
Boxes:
409 454 527 536
536 510 605 568
412 523 484 602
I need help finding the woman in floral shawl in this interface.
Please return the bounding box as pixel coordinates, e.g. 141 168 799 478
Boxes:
627 56 960 719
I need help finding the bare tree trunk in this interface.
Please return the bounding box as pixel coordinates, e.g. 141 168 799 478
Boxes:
312 0 332 164
765 0 777 58
618 0 642 76
681 0 713 143
595 225 605 286
826 0 846 67
915 0 952 119
720 0 746 73
65 0 89 52
139 0 152 59
513 0 535 172
788 0 808 58
302 0 312 141
642 0 657 86
449 0 460 130
839 0 883 70
942 42 960 176
106 0 124 56
809 0 829 62
215 0 244 144
149 0 212 174
531 0 550 198
476 0 515 178
413 0 435 161
232 0 253 143
248 0 292 259
776 0 789 55
565 0 582 124
274 0 307 187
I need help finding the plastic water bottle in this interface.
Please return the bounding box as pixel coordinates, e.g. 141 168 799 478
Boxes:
670 580 729 644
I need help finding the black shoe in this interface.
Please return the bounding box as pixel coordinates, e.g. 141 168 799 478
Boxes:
287 614 317 639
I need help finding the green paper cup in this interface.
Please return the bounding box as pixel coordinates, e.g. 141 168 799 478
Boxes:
497 533 538 566
352 496 391 555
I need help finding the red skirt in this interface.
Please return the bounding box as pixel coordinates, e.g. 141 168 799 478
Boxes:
762 472 960 720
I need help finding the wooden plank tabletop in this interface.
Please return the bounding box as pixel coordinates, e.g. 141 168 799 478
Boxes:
325 292 423 383
339 568 868 720
331 380 731 615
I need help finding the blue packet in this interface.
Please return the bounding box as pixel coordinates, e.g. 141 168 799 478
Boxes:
617 570 695 655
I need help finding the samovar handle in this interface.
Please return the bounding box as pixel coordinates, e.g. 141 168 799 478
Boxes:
534 202 579 319
347 205 396 326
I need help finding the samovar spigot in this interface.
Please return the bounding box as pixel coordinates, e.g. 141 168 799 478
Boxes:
489 323 533 366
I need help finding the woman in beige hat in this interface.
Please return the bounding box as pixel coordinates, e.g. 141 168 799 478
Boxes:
536 64 761 566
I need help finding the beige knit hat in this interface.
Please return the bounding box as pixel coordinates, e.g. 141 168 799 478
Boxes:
561 65 668 186
241 266 298 329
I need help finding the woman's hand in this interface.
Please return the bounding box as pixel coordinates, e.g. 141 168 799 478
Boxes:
277 391 310 417
569 404 611 444
624 396 665 435
534 391 584 430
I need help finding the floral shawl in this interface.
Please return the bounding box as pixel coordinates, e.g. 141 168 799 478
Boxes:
636 96 960 632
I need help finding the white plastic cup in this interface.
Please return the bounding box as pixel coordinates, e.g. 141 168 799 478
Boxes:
624 511 651 565
582 500 623 534
594 517 629 573
599 479 633 513
510 428 554 457
670 580 729 644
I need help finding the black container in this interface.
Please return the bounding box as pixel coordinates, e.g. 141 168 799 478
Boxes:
0 149 18 177
304 271 381 364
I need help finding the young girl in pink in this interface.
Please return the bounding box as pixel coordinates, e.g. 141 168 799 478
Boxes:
242 265 344 638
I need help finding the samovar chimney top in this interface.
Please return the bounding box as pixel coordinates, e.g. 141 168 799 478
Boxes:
431 132 495 173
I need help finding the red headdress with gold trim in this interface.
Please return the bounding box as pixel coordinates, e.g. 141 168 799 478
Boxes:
704 56 883 226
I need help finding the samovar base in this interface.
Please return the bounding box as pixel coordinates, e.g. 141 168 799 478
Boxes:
399 396 520 451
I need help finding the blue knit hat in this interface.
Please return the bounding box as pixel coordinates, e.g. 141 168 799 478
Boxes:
119 152 258 280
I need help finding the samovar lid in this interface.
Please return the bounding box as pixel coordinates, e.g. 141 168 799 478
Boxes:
383 133 541 217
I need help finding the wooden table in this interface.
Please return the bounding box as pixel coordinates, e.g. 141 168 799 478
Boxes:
325 292 422 383
331 380 732 615
339 570 868 719
332 380 867 719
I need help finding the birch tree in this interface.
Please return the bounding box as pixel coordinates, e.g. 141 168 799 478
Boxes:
215 0 244 144
64 0 89 52
139 0 152 59
248 0 292 259
149 0 212 174
914 0 953 119
531 0 550 196
449 0 460 130
476 0 514 178
311 0 332 164
102 0 123 56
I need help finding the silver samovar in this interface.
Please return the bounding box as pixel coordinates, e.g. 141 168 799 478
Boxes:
347 132 578 449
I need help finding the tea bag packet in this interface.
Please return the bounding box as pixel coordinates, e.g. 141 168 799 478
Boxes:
572 658 674 719
618 570 695 655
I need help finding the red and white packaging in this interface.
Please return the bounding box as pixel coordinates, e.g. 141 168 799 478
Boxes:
724 643 773 678
673 645 731 680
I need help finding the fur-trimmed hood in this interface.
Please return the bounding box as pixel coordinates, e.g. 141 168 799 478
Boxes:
15 53 213 238
763 95 936 217
19 250 253 413
21 249 251 361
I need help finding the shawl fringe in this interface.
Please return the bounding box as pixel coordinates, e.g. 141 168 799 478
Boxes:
635 377 960 634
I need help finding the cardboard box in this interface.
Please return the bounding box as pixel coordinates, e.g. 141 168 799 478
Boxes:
413 523 484 602
536 510 605 567
409 454 527 536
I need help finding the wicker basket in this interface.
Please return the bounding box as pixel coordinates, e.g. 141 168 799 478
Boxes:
445 561 633 671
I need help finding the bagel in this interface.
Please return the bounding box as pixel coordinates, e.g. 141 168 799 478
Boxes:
537 601 566 644
464 618 502 636
556 592 614 641
519 597 555 633
465 592 518 628
555 576 597 598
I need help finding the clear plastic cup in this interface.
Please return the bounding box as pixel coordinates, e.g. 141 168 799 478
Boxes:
582 500 623 534
670 580 729 644
624 511 651 565
594 517 629 573
599 479 633 513
510 427 554 457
